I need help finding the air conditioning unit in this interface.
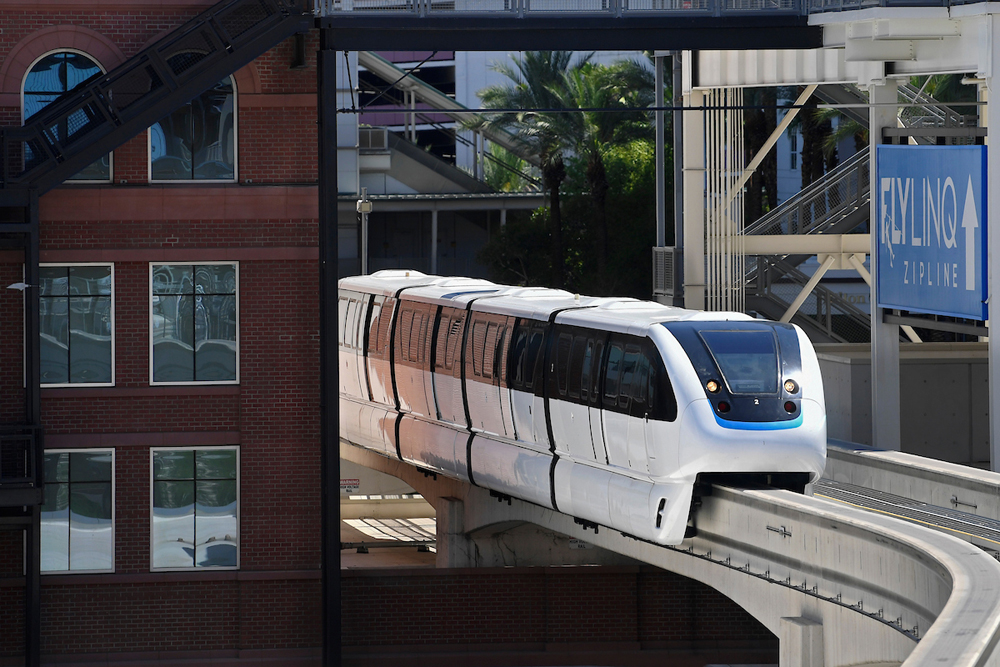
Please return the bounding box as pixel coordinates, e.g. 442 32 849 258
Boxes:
652 246 681 298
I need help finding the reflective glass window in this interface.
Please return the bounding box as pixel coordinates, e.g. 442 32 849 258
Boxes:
151 447 238 570
151 263 238 383
23 51 110 180
41 449 114 572
699 330 779 394
40 264 113 385
150 77 235 181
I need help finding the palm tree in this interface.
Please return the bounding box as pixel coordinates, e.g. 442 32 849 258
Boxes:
551 60 654 281
468 51 589 288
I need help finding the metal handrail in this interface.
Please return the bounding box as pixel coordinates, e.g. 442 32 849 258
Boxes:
744 149 869 238
748 256 871 342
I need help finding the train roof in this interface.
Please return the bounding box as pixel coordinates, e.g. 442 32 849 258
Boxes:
340 271 756 329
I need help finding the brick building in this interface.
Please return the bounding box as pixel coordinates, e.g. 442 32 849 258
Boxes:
0 2 324 662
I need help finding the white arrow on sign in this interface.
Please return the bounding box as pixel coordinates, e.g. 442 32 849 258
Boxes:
962 176 979 291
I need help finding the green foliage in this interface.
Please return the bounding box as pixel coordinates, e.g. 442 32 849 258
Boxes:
479 137 663 299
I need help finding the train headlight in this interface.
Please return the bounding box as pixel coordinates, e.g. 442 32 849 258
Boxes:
783 379 798 394
706 379 721 394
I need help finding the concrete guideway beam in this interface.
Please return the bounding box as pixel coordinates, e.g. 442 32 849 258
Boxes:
341 440 1000 667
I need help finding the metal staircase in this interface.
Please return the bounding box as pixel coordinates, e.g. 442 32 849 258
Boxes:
743 82 976 341
0 0 311 197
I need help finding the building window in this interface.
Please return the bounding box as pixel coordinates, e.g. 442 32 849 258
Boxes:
22 51 111 181
790 133 798 170
41 449 115 573
150 262 238 384
149 76 236 181
151 447 239 570
40 264 114 385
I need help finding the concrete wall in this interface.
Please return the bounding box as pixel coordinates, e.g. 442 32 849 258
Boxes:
817 343 989 465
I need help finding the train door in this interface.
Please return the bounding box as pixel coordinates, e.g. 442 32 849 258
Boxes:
601 338 629 468
622 343 649 473
432 306 466 425
365 295 396 406
584 336 608 464
509 319 544 444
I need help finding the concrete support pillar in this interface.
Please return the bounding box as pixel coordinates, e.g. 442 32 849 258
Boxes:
869 80 901 451
683 87 706 310
436 497 474 568
779 617 824 667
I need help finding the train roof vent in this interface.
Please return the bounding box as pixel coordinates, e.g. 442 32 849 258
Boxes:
506 287 574 299
596 299 666 311
434 277 496 288
370 269 429 279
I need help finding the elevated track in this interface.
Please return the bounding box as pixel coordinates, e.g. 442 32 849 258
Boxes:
343 438 1000 667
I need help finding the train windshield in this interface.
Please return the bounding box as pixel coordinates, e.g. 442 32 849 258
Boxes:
699 330 778 394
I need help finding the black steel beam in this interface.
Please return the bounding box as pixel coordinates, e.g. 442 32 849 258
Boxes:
317 15 822 51
0 488 43 507
317 33 342 667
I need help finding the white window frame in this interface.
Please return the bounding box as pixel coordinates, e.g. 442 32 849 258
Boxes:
39 262 115 387
149 261 239 386
147 75 238 184
22 49 113 184
41 448 116 575
149 445 240 572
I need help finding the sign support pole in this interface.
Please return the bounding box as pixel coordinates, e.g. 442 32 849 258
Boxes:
987 18 1000 471
870 80 901 451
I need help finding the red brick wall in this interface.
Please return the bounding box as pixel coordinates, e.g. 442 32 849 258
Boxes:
341 567 775 647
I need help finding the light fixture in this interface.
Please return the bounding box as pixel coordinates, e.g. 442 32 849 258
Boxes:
6 282 36 291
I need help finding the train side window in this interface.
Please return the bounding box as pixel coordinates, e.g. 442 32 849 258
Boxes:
338 297 350 346
399 309 414 361
445 316 463 370
568 335 586 401
604 342 624 407
555 332 572 397
580 340 593 402
591 339 604 404
509 322 529 390
367 297 383 355
484 322 498 379
619 344 642 410
471 320 487 377
495 325 509 385
435 314 451 370
647 344 678 422
526 325 545 391
409 312 424 364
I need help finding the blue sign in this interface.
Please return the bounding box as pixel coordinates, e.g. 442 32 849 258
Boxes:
876 145 987 320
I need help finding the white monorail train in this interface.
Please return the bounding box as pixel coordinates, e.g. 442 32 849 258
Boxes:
339 270 826 545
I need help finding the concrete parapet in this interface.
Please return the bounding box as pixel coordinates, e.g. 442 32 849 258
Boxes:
816 342 988 465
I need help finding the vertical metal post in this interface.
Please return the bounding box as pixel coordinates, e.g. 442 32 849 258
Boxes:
987 20 1000 470
431 209 439 275
869 80 901 450
655 54 666 249
318 31 342 667
25 191 41 667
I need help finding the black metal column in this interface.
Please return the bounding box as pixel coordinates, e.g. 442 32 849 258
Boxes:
25 190 42 667
317 32 341 667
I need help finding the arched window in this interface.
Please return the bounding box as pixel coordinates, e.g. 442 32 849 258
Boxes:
150 77 236 181
23 50 111 181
